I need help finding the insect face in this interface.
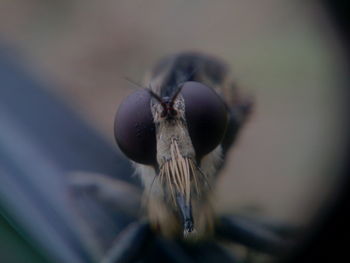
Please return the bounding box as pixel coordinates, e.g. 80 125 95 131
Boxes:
114 81 228 165
114 81 229 235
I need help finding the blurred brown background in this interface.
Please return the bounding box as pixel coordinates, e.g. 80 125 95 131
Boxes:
0 0 346 226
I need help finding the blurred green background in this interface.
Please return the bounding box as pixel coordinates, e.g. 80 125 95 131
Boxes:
0 0 347 258
0 214 47 263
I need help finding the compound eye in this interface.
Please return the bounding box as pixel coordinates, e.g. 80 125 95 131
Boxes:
114 89 156 165
181 81 228 159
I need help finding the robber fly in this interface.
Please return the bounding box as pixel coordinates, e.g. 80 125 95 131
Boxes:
114 51 253 239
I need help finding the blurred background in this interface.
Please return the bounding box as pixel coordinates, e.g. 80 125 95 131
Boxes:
0 0 348 261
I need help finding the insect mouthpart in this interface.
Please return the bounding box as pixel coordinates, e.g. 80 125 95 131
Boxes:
176 192 194 235
157 139 202 236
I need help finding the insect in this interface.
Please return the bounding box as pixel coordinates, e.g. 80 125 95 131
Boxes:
71 52 293 263
114 51 253 239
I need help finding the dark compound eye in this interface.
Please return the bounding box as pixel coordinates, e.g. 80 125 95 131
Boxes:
114 82 228 164
181 81 228 159
114 89 156 165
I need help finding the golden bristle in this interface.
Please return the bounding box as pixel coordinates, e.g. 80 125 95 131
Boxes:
158 139 201 207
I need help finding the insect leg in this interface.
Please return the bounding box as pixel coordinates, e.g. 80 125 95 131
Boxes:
215 215 294 256
101 221 152 263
